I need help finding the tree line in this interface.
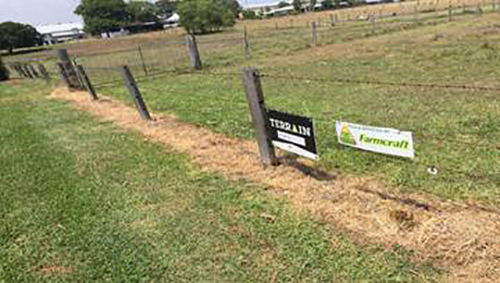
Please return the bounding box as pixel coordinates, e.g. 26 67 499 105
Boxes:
76 0 241 35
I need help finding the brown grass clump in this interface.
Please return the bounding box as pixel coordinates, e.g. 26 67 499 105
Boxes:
51 88 500 282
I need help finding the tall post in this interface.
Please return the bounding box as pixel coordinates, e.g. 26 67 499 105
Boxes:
76 65 98 101
241 67 278 166
370 16 376 35
27 63 40 78
137 46 149 76
311 21 318 46
244 26 251 59
55 49 78 88
57 63 71 88
185 34 202 70
37 63 51 83
72 60 86 90
448 3 453 21
13 63 26 78
23 64 34 79
120 65 152 121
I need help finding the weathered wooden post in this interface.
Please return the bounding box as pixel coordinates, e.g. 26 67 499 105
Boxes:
185 34 202 70
311 21 318 46
37 63 51 83
55 49 79 88
244 26 251 59
330 14 335 26
27 63 40 78
23 64 35 79
56 63 71 88
76 65 98 101
12 63 25 78
370 16 377 35
241 67 278 166
448 3 453 21
137 46 149 76
120 65 152 121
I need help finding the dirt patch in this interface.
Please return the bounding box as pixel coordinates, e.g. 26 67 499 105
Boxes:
51 88 500 282
38 266 74 276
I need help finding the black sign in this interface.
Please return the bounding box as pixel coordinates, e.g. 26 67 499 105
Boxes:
266 109 318 160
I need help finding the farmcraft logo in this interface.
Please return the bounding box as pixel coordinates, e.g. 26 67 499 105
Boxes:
269 118 311 137
359 134 410 149
340 124 356 145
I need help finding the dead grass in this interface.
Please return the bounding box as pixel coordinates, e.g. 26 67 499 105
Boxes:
51 88 500 282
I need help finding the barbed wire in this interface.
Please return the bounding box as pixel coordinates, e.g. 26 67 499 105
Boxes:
260 73 500 93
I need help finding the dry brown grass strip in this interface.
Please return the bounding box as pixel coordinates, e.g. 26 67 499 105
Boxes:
51 88 500 282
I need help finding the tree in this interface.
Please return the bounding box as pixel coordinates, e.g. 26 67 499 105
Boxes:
0 22 42 54
216 0 242 18
242 10 258 19
278 1 291 8
0 56 9 81
75 0 131 35
155 0 177 18
310 0 317 11
127 1 159 23
322 0 334 9
292 0 302 12
178 0 236 34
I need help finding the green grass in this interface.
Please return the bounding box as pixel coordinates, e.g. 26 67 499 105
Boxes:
0 81 439 281
97 13 500 205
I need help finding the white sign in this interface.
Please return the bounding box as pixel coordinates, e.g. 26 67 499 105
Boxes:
336 121 415 158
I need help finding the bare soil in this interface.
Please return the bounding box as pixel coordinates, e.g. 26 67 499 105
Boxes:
51 88 500 282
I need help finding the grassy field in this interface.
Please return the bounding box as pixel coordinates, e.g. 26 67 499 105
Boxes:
81 12 500 206
3 1 498 204
0 81 440 281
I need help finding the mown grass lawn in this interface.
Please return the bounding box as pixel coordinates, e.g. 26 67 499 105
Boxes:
0 81 439 281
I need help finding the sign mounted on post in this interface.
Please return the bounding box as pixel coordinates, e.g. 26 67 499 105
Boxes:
336 121 415 159
267 109 318 160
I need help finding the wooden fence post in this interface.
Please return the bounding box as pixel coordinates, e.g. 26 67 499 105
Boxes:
244 26 251 59
120 65 152 121
55 49 79 88
241 67 278 166
185 34 202 70
448 3 453 21
311 21 318 46
37 63 51 83
76 65 98 101
137 46 149 76
57 63 71 88
12 63 25 78
72 60 86 90
23 64 34 79
27 63 40 78
370 16 377 35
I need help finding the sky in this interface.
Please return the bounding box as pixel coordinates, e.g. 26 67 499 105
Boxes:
0 0 277 27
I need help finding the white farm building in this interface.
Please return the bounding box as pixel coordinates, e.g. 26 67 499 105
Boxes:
36 22 86 45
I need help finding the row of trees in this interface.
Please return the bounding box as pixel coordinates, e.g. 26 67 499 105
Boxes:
75 0 177 35
75 0 241 35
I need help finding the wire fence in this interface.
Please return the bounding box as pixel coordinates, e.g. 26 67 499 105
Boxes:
4 0 499 189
